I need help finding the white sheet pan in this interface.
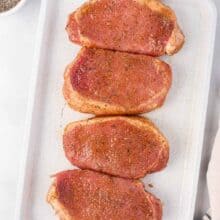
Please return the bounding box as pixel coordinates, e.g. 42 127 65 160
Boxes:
15 0 217 219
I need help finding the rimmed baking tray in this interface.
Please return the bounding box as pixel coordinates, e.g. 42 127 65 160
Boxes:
14 0 217 219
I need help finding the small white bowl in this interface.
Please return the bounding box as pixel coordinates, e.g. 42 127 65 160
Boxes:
0 0 27 17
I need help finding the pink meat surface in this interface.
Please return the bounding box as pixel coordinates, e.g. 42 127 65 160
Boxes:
66 0 174 56
63 118 169 179
69 48 172 112
54 170 162 220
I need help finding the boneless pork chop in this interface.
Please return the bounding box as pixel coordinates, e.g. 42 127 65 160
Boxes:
47 170 162 220
66 0 184 56
63 47 172 115
63 116 169 179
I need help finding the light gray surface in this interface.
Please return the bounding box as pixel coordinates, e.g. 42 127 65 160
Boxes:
194 0 220 219
17 1 216 219
0 0 218 219
0 0 40 219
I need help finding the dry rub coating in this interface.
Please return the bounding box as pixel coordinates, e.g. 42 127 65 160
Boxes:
66 0 184 56
63 47 172 115
47 170 163 220
63 116 169 179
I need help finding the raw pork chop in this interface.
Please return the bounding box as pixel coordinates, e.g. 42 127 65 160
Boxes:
66 0 184 56
63 116 169 179
47 169 162 220
63 47 172 115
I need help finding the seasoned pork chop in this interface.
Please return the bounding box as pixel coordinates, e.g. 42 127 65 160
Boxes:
63 47 172 115
66 0 184 56
47 170 162 220
63 116 169 179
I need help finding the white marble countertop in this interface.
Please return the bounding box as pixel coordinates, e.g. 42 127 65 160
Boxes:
0 0 219 219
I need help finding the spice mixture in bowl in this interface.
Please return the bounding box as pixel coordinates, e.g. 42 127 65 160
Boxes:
0 0 26 16
0 0 20 12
